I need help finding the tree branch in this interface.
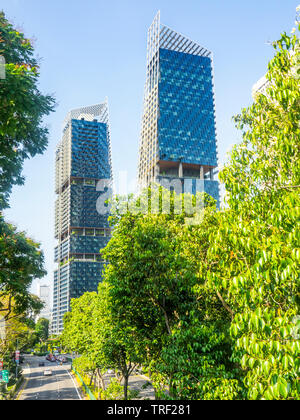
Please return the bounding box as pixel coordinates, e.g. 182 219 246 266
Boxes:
216 290 235 320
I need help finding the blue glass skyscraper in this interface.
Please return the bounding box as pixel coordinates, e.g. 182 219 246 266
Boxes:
51 102 113 334
138 12 220 205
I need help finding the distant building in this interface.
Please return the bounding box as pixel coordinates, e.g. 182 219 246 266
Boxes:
51 102 113 335
252 47 299 99
37 284 51 321
252 75 270 98
138 12 220 206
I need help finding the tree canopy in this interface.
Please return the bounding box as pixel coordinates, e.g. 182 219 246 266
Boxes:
0 11 55 209
0 12 54 362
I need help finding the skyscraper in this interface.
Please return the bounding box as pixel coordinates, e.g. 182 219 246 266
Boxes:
51 102 113 335
138 12 219 205
36 283 51 322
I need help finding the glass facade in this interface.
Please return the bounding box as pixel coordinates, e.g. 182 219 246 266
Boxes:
71 119 111 179
51 102 113 335
138 12 220 206
158 49 217 167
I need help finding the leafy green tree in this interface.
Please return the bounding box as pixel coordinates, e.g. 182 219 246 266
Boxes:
0 215 45 321
92 282 143 400
0 296 41 362
61 292 97 356
102 187 226 398
35 318 49 342
0 11 55 209
63 284 143 400
155 317 243 400
0 13 52 353
205 18 300 400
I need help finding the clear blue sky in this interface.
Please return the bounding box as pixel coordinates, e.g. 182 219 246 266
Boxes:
2 0 299 296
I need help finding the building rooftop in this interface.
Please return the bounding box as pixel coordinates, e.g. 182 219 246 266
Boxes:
63 101 109 131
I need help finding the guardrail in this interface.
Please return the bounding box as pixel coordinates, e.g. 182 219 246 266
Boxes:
72 367 96 401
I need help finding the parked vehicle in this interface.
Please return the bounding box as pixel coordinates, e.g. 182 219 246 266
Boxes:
46 354 56 362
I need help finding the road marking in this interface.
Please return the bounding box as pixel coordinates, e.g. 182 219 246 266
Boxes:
65 368 82 400
17 357 81 401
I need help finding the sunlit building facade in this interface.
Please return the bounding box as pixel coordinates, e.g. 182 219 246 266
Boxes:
252 75 270 98
138 12 220 205
36 283 51 322
51 102 113 335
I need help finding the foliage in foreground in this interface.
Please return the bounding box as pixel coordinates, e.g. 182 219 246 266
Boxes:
0 11 55 209
0 12 53 365
208 22 300 399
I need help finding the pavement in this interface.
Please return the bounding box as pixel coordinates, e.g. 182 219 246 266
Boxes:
128 374 155 400
18 355 81 401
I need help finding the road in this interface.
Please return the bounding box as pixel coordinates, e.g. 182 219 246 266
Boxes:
19 355 81 401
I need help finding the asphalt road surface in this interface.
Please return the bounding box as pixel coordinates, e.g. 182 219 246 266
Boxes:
19 355 81 401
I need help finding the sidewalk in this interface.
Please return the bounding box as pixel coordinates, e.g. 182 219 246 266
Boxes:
99 369 155 400
15 362 31 400
73 368 155 400
128 374 155 400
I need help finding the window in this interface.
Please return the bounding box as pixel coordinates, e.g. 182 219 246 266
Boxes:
72 228 84 236
72 179 83 185
85 254 95 261
85 179 96 186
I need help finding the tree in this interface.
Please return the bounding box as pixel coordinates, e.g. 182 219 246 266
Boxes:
35 318 49 342
61 292 97 356
102 187 226 398
0 12 53 348
155 316 243 400
62 284 142 400
0 296 42 364
0 11 55 209
0 215 45 321
205 17 300 399
92 282 143 400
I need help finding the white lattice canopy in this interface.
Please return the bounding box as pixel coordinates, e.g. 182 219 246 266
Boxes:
63 101 109 129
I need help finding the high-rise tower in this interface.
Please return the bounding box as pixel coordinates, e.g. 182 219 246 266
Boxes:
138 12 219 205
51 102 113 335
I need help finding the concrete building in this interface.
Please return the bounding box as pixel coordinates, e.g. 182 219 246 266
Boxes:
252 75 270 98
36 283 51 321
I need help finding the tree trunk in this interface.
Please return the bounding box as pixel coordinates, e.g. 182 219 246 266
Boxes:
169 374 176 399
124 374 129 400
89 371 94 387
97 369 105 391
216 290 234 319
